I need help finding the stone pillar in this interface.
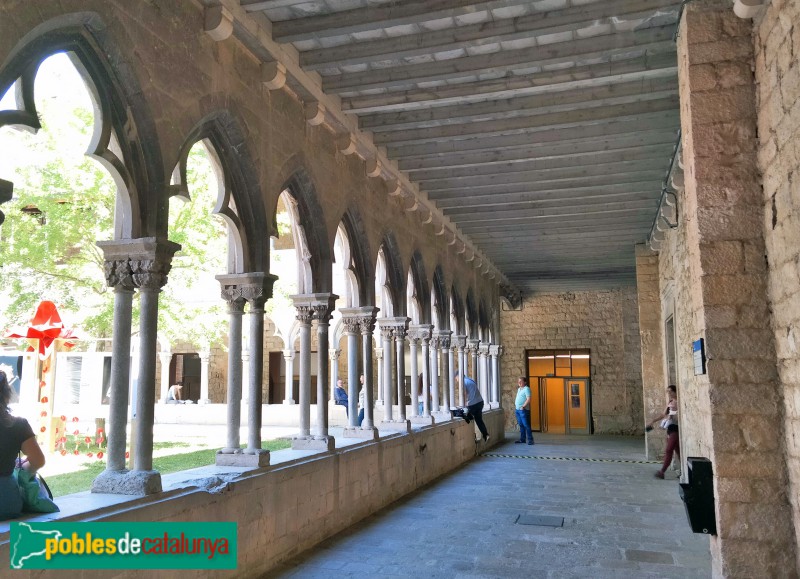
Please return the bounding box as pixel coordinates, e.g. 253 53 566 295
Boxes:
430 335 442 415
128 242 178 496
359 306 378 440
489 344 500 409
241 346 250 405
678 2 795 574
394 323 409 422
94 255 135 484
282 349 295 404
329 349 340 401
468 339 480 379
436 331 452 412
448 341 456 410
244 284 267 458
220 292 245 456
198 350 210 404
378 318 410 432
636 244 667 459
292 296 315 447
478 343 490 404
375 347 384 406
456 335 467 406
158 350 171 404
344 307 380 439
407 329 420 417
340 311 361 427
311 295 336 450
421 328 432 419
379 321 394 422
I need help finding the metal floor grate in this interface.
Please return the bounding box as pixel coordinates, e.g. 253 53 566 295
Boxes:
483 453 661 464
516 514 564 527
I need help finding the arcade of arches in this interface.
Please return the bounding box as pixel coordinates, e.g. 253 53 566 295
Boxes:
1 0 799 577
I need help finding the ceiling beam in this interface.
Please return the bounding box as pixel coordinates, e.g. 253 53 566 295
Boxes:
323 26 676 93
268 0 533 43
342 54 677 114
451 201 657 223
301 0 680 70
374 95 679 146
412 144 672 182
359 78 678 132
387 110 679 156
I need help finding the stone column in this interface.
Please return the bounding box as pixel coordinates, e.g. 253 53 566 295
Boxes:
311 295 336 450
375 347 384 407
448 340 456 411
468 339 480 380
678 2 795 574
93 254 135 490
158 350 171 404
394 322 409 422
282 349 295 404
340 311 361 428
636 245 667 459
219 291 245 456
292 296 315 448
407 328 420 417
378 321 394 423
359 309 379 433
198 350 210 404
456 335 467 406
329 349 340 401
243 284 267 459
241 346 250 405
489 345 500 409
420 328 432 419
436 331 452 412
478 343 490 404
129 242 178 496
430 334 441 415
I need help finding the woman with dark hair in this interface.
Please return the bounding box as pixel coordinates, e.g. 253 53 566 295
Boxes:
0 370 45 519
647 385 680 479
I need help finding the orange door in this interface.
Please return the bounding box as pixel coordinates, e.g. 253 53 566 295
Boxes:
544 377 566 434
567 379 589 433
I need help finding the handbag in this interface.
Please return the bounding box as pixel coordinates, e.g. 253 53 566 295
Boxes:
13 456 59 514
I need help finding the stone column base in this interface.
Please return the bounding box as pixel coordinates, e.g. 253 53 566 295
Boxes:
342 426 380 440
379 420 411 433
215 449 270 467
91 469 162 495
292 435 335 451
410 415 435 425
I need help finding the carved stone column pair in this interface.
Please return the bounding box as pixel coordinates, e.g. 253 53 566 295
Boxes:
342 307 380 440
291 293 337 451
408 325 434 425
377 317 411 432
216 272 276 467
92 238 179 495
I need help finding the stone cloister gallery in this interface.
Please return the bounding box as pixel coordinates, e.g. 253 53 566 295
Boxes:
0 0 798 576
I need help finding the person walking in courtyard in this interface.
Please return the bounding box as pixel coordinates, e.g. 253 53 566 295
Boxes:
334 378 349 417
455 372 489 442
647 385 680 479
0 370 45 520
514 377 534 445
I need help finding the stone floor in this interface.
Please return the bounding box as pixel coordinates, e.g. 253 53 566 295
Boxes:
264 433 711 578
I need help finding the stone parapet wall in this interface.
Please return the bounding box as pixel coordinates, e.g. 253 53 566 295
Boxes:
499 288 643 434
0 410 504 578
754 0 800 567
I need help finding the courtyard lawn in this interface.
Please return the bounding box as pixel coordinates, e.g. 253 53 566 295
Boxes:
45 439 292 497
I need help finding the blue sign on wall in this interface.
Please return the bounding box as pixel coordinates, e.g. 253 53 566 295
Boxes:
692 339 706 376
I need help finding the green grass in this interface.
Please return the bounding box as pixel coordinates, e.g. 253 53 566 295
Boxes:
45 439 292 497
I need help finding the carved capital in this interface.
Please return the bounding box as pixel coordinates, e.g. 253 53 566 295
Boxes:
295 305 315 325
380 326 394 340
341 315 361 334
393 326 407 341
103 259 135 290
466 339 481 352
130 259 170 291
454 335 468 349
489 345 501 356
435 330 452 350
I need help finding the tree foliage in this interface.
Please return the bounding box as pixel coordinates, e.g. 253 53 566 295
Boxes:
0 53 228 350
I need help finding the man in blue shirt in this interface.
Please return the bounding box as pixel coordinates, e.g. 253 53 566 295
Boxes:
514 377 534 445
334 379 349 417
455 373 489 442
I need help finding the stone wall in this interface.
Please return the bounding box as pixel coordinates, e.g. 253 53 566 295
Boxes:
499 288 643 434
0 410 505 578
754 0 800 567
